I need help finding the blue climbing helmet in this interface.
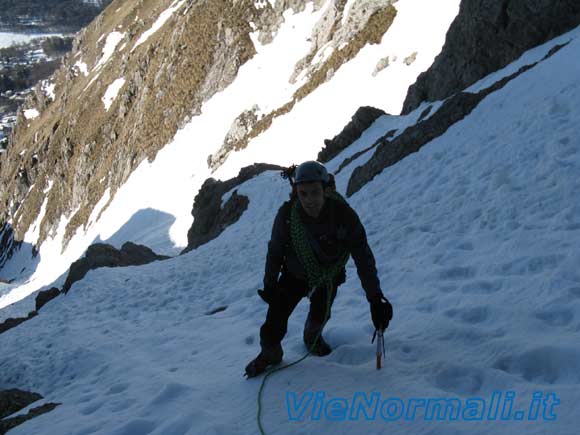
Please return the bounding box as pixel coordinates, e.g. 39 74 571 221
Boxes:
293 161 329 185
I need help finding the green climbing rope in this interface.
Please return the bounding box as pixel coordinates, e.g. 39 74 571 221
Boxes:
256 194 351 434
289 195 350 293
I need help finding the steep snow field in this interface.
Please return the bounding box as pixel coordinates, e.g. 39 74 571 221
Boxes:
0 0 462 308
1 23 579 435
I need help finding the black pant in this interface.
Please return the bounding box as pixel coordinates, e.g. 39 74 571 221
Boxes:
259 270 345 349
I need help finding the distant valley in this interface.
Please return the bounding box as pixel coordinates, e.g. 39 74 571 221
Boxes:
0 0 112 149
0 0 113 33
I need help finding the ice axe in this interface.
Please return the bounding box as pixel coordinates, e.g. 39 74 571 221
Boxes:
372 329 385 369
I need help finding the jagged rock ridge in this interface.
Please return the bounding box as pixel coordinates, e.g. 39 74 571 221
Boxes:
402 0 580 114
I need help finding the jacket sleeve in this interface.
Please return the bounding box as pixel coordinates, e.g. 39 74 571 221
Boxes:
263 204 289 289
344 205 383 302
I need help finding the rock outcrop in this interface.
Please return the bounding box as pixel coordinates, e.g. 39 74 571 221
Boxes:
63 242 170 293
182 163 282 253
1 241 167 334
347 45 566 196
0 389 42 420
0 311 37 335
0 223 15 270
402 0 580 114
207 0 397 172
347 0 580 194
318 106 386 163
207 105 260 171
0 287 61 336
35 287 61 311
0 389 59 434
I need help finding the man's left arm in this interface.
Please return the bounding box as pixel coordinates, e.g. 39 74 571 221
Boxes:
344 204 393 332
343 205 383 302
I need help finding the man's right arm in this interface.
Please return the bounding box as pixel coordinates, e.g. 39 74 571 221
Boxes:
263 205 288 289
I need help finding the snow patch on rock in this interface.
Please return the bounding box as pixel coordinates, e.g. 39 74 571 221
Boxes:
102 78 126 111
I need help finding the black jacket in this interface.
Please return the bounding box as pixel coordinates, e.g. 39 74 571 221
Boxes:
264 196 382 302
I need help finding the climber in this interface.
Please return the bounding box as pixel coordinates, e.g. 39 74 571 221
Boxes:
244 160 393 378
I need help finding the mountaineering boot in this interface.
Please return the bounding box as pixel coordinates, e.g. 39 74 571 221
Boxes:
303 315 332 356
244 344 283 378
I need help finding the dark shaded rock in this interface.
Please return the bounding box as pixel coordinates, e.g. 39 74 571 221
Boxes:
116 242 171 265
63 242 170 293
182 163 282 254
0 389 42 419
347 58 544 196
0 311 37 335
0 390 59 434
336 129 397 175
318 106 386 163
0 222 15 271
205 305 228 315
417 106 433 123
402 0 580 114
35 287 61 311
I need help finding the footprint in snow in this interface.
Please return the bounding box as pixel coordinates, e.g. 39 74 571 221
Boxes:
494 346 580 384
148 382 193 407
444 306 490 325
437 284 457 294
76 394 94 403
108 397 136 412
389 342 420 363
157 412 198 435
328 345 376 366
438 266 477 281
106 382 129 395
534 306 574 327
496 255 565 276
80 400 105 415
111 419 157 435
455 240 474 251
434 365 484 395
438 326 505 343
416 298 437 313
460 279 502 294
74 422 103 435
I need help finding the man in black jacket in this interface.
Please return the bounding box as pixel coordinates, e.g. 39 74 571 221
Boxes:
245 161 393 378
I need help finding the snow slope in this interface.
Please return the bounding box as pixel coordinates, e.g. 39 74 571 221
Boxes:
1 23 579 435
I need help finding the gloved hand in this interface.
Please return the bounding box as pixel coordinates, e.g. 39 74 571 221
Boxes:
257 285 281 305
370 295 393 331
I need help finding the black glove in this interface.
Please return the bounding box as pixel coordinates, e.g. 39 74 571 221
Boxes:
370 295 393 331
258 285 281 305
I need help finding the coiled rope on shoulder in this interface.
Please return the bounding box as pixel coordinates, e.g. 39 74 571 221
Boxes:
256 193 350 434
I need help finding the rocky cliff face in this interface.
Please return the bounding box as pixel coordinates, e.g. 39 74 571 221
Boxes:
183 163 282 253
344 0 580 195
1 0 256 257
207 0 396 171
0 0 399 273
402 0 580 114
